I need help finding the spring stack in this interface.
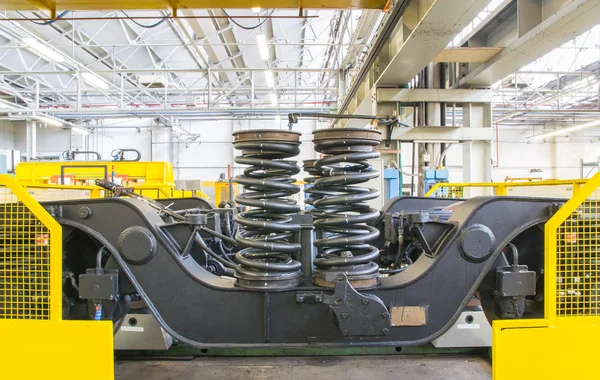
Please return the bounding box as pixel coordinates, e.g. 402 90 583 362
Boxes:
311 128 382 288
303 159 324 210
232 130 303 290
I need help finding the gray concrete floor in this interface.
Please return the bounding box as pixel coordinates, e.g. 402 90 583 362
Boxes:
116 355 492 380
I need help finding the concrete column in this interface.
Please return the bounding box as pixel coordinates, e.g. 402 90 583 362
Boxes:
462 103 492 195
26 120 36 161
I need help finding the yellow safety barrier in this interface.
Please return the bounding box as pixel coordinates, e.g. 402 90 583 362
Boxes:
15 160 212 202
492 173 600 379
0 175 113 379
426 179 587 199
14 183 212 203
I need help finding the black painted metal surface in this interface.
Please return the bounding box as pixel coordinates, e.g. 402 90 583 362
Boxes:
43 195 559 348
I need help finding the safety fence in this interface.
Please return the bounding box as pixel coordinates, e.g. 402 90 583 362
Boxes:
14 183 212 203
0 175 114 379
493 172 600 379
426 179 588 199
0 176 62 321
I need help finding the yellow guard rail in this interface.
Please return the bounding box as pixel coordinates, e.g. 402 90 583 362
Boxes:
0 175 113 379
493 172 600 379
426 179 588 199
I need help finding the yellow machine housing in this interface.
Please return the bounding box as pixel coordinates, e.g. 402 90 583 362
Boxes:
15 160 211 201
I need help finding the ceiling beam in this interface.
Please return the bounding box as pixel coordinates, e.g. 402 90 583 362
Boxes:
4 0 387 10
338 0 490 125
459 0 600 87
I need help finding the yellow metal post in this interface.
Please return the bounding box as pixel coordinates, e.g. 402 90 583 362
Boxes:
492 173 600 379
0 175 114 380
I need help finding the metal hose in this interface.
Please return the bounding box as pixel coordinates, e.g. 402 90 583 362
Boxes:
311 128 382 288
232 130 303 290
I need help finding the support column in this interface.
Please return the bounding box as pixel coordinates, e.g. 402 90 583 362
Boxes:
26 120 37 161
462 102 493 195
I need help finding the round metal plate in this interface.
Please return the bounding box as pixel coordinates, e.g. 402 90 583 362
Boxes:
233 129 301 143
312 128 382 143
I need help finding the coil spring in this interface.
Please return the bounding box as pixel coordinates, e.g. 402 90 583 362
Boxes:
232 130 303 290
311 128 382 289
303 159 324 210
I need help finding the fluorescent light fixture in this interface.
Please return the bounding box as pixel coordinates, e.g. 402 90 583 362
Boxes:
530 118 600 140
22 37 64 63
71 126 89 135
81 72 109 90
269 93 278 106
36 114 63 127
251 7 261 12
264 70 274 87
256 34 269 60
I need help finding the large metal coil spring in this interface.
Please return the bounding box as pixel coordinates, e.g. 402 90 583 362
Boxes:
232 130 303 290
303 159 324 210
311 128 382 289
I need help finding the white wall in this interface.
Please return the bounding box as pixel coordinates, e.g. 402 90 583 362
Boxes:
390 127 600 185
0 120 16 150
6 119 599 183
84 118 322 182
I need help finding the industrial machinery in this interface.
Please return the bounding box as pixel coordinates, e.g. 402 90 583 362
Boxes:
0 128 560 350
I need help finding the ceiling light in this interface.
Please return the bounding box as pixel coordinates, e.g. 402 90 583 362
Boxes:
264 70 274 87
256 34 269 60
36 114 63 127
81 72 109 90
251 7 261 12
269 93 278 106
71 126 89 135
530 119 600 140
22 37 64 63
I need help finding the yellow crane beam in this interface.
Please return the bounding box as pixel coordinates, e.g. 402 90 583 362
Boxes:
3 0 387 12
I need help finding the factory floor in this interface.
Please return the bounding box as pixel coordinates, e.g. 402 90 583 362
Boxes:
115 354 492 380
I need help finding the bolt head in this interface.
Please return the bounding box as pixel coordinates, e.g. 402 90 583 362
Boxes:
341 312 349 319
361 298 369 305
342 329 349 336
381 312 390 319
382 328 390 335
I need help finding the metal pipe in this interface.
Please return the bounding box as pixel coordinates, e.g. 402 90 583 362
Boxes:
337 0 411 115
410 142 416 196
2 15 318 22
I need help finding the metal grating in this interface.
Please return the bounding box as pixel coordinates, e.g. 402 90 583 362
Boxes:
26 188 93 201
428 185 496 198
556 195 600 317
507 185 574 198
0 187 51 319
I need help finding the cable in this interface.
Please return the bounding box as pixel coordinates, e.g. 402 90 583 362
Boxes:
506 243 519 267
194 232 236 269
437 144 453 168
387 160 420 177
121 11 170 28
221 9 275 30
16 10 70 25
96 246 108 273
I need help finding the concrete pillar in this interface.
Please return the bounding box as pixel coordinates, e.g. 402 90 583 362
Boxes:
26 120 37 161
462 103 493 195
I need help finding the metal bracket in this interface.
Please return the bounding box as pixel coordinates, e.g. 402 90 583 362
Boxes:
323 273 391 337
296 291 324 304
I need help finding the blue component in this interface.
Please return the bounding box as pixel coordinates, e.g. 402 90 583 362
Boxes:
94 304 102 321
384 168 400 201
424 169 450 194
